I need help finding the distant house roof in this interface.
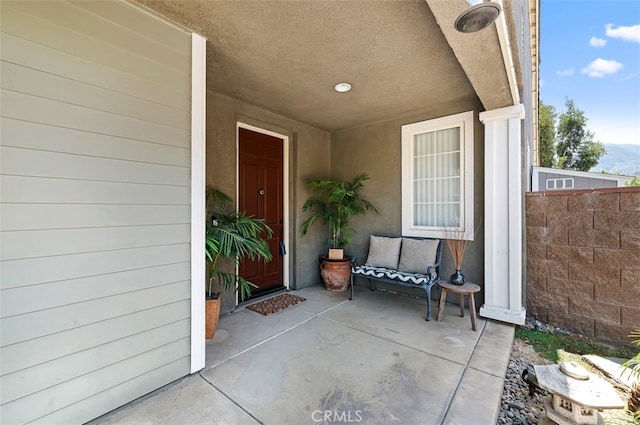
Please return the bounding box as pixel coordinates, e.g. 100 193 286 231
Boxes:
532 166 633 191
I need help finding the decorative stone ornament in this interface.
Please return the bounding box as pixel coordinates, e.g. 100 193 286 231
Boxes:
559 361 589 380
534 362 625 425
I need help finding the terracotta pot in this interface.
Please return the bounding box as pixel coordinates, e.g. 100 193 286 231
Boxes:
320 256 352 292
205 298 221 339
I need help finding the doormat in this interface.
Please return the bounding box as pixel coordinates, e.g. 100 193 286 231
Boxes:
245 294 306 316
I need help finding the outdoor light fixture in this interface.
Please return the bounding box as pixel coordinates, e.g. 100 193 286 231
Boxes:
334 83 352 93
454 0 502 33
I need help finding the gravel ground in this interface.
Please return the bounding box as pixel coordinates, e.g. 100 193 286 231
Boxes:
498 338 551 425
498 319 634 425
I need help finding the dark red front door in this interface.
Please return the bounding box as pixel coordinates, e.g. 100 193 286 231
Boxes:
238 127 284 297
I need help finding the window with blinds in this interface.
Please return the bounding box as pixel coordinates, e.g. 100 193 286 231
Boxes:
402 111 474 240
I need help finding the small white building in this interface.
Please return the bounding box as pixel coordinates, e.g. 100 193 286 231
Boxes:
532 166 633 191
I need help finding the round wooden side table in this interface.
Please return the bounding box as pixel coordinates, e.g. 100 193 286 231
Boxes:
436 281 481 331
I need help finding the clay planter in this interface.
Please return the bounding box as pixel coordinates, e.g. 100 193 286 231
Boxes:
205 297 221 339
320 256 352 292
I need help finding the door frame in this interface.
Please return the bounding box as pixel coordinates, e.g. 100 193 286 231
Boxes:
236 122 290 306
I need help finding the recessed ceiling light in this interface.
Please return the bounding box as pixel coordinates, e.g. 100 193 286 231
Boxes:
334 83 352 93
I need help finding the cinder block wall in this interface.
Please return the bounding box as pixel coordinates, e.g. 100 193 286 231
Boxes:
526 187 640 346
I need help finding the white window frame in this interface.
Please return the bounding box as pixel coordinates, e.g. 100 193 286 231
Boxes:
546 177 574 190
401 111 474 240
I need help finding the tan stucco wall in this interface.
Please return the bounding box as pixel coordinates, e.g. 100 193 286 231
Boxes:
330 100 486 302
207 91 491 309
206 91 331 312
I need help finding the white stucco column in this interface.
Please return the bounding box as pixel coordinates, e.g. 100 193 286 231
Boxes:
190 32 207 373
479 104 526 325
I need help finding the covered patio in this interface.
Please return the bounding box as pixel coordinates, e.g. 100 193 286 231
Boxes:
94 284 514 425
0 1 535 422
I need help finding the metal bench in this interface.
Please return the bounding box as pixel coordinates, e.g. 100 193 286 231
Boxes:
349 237 443 320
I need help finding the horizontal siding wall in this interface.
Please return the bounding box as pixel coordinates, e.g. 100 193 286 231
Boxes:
0 1 193 424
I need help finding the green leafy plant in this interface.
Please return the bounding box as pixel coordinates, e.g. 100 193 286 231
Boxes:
205 188 273 301
625 176 640 187
539 100 557 168
623 329 640 378
301 173 378 249
622 329 640 420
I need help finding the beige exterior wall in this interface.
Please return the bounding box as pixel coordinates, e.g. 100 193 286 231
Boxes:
206 91 331 312
330 99 486 302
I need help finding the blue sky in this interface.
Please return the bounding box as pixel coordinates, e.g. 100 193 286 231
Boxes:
540 0 640 145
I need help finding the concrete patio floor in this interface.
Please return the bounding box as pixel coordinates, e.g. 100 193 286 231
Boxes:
94 283 515 425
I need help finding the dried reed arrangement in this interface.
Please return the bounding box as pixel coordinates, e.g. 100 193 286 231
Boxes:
442 230 471 270
442 221 481 270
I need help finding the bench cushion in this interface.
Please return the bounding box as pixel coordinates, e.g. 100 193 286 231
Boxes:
397 238 439 274
352 265 434 285
364 235 402 269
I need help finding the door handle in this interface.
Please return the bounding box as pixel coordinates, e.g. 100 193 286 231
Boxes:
279 241 287 256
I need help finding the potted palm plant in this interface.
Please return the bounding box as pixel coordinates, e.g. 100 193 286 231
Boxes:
301 173 378 291
205 187 273 339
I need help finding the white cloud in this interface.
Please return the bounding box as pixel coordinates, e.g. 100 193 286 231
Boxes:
605 23 640 43
556 68 574 76
580 58 623 78
589 36 607 47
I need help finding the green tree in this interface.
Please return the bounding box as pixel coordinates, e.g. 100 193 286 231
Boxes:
626 176 640 187
538 101 557 167
555 99 606 171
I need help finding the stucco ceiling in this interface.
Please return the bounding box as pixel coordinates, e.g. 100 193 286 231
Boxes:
136 0 512 131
